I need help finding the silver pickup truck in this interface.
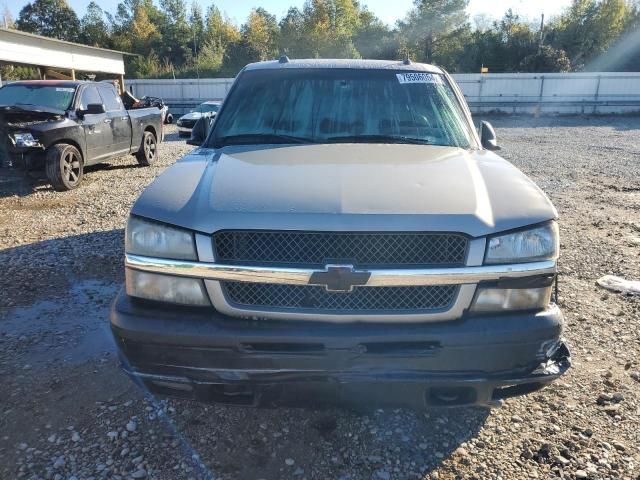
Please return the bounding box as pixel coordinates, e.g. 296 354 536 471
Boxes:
110 59 570 409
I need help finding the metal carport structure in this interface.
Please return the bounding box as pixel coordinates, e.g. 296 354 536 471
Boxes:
0 28 134 91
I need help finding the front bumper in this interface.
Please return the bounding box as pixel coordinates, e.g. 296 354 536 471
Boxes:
110 290 570 408
177 125 194 134
3 145 44 170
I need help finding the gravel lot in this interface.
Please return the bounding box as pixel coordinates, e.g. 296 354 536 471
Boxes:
1 119 639 480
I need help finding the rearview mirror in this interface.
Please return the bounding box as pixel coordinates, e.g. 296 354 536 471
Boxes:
480 121 501 151
80 103 106 116
187 116 212 146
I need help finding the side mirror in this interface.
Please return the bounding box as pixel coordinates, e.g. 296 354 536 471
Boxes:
480 121 501 151
187 116 210 146
79 103 106 116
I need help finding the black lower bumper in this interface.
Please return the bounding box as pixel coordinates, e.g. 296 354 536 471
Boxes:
110 289 570 409
3 147 44 170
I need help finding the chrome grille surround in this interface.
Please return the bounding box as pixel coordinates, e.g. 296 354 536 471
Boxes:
213 230 469 267
125 234 556 322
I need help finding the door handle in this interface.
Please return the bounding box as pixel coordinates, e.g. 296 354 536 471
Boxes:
104 119 112 124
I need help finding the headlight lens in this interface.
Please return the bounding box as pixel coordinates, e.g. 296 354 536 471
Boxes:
13 132 39 147
126 269 210 306
126 216 197 260
485 222 558 264
470 286 552 313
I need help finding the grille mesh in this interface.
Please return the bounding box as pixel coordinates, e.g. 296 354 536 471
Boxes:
223 282 458 312
214 231 468 267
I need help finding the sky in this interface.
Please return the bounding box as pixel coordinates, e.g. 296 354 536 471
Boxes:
3 0 572 26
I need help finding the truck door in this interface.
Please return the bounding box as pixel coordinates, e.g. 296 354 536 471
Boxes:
98 84 132 155
78 85 110 163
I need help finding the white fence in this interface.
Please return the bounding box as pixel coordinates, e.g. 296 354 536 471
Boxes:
127 72 640 115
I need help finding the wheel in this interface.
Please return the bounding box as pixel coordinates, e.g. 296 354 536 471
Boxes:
45 143 83 191
165 114 173 124
136 131 157 166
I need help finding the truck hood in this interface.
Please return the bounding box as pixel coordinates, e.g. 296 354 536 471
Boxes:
179 112 205 121
132 144 557 238
0 106 64 127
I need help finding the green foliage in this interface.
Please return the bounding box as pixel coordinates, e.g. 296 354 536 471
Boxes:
16 0 81 41
6 0 640 78
81 2 110 47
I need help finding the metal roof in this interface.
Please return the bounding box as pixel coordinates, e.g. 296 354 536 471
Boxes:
0 28 133 75
0 28 135 56
244 58 443 74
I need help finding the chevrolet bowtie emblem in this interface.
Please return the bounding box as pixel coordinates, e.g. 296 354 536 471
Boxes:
308 265 371 292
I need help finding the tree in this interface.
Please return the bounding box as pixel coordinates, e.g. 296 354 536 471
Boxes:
204 5 240 54
398 0 469 64
279 7 307 57
190 2 205 60
81 1 110 47
1 6 14 28
520 45 571 72
553 0 628 69
158 0 192 68
16 0 81 41
242 8 279 61
353 8 399 59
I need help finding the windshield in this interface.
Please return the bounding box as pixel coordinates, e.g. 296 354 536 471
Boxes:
196 103 220 113
210 69 474 148
0 84 76 111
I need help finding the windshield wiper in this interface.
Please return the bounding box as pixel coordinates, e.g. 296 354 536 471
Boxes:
326 134 432 145
214 133 315 147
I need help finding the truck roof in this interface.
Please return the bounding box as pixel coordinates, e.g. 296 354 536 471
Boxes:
243 58 444 74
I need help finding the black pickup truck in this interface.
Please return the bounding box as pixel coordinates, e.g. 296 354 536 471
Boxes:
0 80 163 190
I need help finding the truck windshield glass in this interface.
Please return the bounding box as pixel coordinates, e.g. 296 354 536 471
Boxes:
210 69 474 148
0 84 75 111
196 103 219 113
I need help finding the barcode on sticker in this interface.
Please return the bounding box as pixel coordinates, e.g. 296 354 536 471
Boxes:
396 73 438 84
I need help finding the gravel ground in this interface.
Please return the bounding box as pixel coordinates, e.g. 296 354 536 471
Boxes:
1 119 639 480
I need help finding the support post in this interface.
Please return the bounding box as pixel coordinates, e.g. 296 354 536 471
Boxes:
537 75 545 116
71 69 76 80
593 75 601 115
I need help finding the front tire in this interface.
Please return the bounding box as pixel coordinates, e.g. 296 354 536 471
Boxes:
136 131 157 166
165 114 173 124
45 143 83 191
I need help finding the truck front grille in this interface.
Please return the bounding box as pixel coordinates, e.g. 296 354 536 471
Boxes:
213 231 469 267
222 282 459 313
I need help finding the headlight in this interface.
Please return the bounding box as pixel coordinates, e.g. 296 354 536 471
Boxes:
13 132 39 148
485 222 559 264
126 216 197 260
470 286 552 313
126 269 210 306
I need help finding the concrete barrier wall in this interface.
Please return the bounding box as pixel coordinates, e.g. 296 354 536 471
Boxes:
127 72 640 115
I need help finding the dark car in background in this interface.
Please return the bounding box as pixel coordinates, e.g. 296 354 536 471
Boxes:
176 101 221 137
0 80 163 191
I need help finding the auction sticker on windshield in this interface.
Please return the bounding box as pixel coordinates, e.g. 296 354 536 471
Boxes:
396 73 440 84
